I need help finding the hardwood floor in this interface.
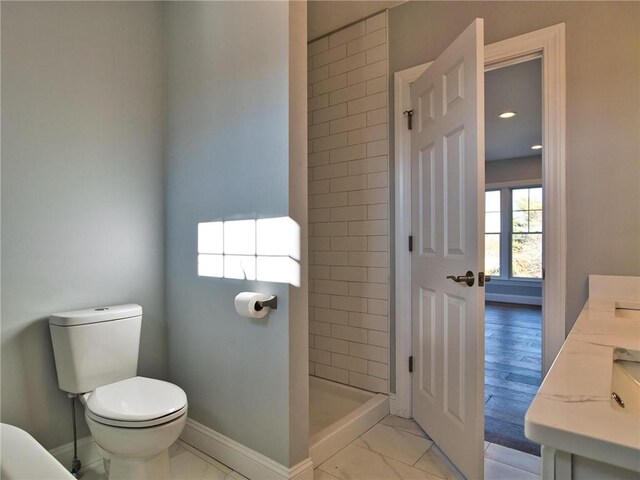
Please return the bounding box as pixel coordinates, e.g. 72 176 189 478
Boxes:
484 302 542 456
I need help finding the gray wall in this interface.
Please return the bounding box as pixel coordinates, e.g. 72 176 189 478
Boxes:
165 1 307 467
389 1 640 330
1 1 167 448
486 155 542 185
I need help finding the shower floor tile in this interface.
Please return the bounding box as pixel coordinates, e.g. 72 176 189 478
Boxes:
309 375 374 437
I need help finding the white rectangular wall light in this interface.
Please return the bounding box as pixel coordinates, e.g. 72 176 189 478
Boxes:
223 219 256 255
198 217 300 286
256 216 300 261
198 253 223 278
224 255 256 281
198 222 223 254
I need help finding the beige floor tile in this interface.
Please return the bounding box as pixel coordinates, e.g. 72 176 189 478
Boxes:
177 441 234 475
414 449 459 479
225 471 249 480
319 444 442 480
314 469 342 480
74 441 243 480
171 451 228 480
354 423 433 465
484 458 539 480
80 462 107 480
170 442 187 458
484 444 540 475
380 415 430 438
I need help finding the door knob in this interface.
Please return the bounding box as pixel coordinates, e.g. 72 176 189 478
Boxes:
446 271 475 287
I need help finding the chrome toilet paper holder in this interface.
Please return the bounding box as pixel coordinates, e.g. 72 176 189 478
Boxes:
254 295 278 311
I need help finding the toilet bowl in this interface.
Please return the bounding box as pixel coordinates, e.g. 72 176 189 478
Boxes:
49 304 188 480
80 376 187 480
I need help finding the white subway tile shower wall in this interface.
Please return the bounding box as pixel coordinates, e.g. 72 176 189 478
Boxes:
307 12 389 394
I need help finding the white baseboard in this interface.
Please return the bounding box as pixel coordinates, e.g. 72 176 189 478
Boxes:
289 459 314 480
180 418 313 480
486 293 542 306
49 435 101 470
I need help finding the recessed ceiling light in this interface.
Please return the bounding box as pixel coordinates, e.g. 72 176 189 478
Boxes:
498 111 517 119
531 144 543 150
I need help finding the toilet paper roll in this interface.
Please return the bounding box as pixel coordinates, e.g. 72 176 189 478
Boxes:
234 292 270 319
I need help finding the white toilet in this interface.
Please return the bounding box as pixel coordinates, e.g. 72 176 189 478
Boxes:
49 304 187 480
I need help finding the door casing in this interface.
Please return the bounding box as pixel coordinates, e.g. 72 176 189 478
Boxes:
392 23 566 419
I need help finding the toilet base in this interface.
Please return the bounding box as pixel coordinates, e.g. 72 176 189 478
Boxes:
86 411 186 480
104 449 170 480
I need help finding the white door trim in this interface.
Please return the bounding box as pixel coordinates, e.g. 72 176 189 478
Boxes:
391 23 566 417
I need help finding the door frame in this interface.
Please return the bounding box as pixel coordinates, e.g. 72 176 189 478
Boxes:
391 23 566 417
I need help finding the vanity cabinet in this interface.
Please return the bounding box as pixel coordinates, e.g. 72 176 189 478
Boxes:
542 446 639 480
525 275 640 480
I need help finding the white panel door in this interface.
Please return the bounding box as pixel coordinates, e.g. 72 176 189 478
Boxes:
410 19 485 480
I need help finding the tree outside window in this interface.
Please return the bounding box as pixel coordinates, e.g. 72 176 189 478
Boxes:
511 187 542 278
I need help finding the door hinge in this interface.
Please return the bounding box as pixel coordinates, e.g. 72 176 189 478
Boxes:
542 268 545 280
403 109 414 130
408 356 414 373
408 235 413 252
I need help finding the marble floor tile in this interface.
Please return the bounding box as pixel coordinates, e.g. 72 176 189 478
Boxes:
70 421 542 480
413 449 459 480
171 450 228 480
484 443 540 475
225 471 249 480
314 469 342 480
380 415 430 439
355 423 434 465
79 461 107 480
78 451 238 480
484 458 540 480
178 443 233 476
170 442 187 458
319 444 443 480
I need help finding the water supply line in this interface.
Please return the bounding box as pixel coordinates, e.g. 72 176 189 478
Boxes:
69 394 82 478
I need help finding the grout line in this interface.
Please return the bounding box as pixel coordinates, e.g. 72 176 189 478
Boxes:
175 439 234 474
484 444 541 476
80 459 104 471
485 457 541 477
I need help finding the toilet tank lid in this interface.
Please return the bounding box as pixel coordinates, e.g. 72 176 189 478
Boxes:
49 304 142 327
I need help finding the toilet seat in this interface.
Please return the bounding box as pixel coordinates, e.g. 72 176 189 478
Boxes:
84 376 187 429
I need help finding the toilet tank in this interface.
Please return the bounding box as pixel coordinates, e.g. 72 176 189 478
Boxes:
49 304 142 394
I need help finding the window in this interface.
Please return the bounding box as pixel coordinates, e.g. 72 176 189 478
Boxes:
511 187 542 278
484 185 542 280
484 190 501 276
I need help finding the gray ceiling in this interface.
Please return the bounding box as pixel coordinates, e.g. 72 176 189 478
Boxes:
485 58 542 161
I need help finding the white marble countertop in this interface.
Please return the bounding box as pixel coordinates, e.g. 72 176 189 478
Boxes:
525 275 640 473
